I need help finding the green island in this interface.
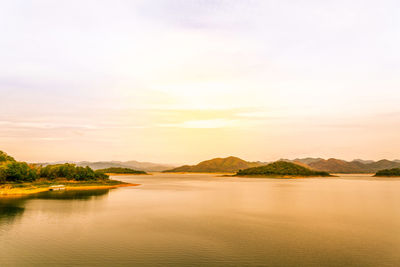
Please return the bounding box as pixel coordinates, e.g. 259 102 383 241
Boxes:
0 151 138 196
374 168 400 177
235 161 331 178
97 167 147 175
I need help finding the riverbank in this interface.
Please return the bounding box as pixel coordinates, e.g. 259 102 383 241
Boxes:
105 173 150 176
0 179 139 196
233 174 334 179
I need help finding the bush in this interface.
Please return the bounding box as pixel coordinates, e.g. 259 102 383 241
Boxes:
39 164 109 181
1 161 38 182
236 161 330 177
0 151 16 163
375 168 400 177
96 167 146 174
0 150 109 183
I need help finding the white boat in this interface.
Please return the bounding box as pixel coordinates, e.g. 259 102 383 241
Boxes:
49 185 66 191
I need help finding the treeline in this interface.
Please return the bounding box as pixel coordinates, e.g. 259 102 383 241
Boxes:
374 168 400 177
40 164 108 180
236 161 331 177
0 151 109 183
97 167 146 174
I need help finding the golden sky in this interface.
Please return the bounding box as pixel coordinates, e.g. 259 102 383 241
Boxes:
1 0 400 164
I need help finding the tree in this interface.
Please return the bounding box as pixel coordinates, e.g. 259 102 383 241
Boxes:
3 161 37 182
0 150 16 163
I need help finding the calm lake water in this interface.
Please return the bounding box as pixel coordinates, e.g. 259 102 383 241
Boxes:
1 173 400 266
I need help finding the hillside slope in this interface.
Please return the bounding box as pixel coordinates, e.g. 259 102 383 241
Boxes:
306 158 400 173
236 161 330 177
164 156 263 173
38 160 175 172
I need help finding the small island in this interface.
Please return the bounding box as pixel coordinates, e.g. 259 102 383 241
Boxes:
235 161 331 178
97 167 147 175
0 151 138 196
374 168 400 177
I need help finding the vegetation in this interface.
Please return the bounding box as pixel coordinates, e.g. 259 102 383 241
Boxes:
39 164 108 180
0 161 38 183
0 150 16 162
97 167 147 174
236 161 331 177
0 150 109 184
48 160 174 172
374 168 400 177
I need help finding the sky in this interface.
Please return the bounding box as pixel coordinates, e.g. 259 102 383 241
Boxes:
1 0 400 164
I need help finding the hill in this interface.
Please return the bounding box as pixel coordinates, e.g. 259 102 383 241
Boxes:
97 167 147 175
163 156 263 173
76 161 174 172
307 158 365 173
293 157 324 165
374 168 400 177
38 160 175 172
236 161 330 177
305 158 400 173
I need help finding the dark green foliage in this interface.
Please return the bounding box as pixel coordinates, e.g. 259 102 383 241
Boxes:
374 168 400 177
0 150 38 183
0 149 111 184
39 164 109 181
236 161 330 177
39 163 76 179
0 151 16 163
94 170 109 179
0 151 112 184
97 167 146 174
0 161 38 182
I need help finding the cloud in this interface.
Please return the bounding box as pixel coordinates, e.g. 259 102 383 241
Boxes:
0 121 99 130
137 0 256 30
159 118 238 128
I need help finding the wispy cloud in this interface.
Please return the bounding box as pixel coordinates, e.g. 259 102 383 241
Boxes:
0 121 99 130
159 118 238 129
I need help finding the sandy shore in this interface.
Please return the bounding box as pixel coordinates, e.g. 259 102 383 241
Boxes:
0 182 139 196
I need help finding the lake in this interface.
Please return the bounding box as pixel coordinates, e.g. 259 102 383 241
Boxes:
1 173 400 266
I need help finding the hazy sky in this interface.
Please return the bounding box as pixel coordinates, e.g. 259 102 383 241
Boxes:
1 0 400 164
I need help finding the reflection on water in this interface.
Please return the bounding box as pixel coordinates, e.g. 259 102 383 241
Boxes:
36 188 110 200
1 174 400 266
0 189 110 228
0 199 25 226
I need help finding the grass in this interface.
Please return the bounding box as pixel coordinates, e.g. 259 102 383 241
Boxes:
0 178 139 196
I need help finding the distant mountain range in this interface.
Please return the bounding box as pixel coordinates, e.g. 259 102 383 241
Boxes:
37 156 400 174
164 156 263 173
165 156 400 174
37 160 175 172
293 158 400 173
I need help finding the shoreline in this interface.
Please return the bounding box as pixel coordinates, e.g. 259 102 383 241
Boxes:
234 174 333 179
106 173 150 176
0 181 140 196
162 172 235 175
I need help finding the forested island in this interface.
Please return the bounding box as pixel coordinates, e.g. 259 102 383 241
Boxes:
97 167 147 175
236 161 331 178
374 168 400 177
0 151 137 195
